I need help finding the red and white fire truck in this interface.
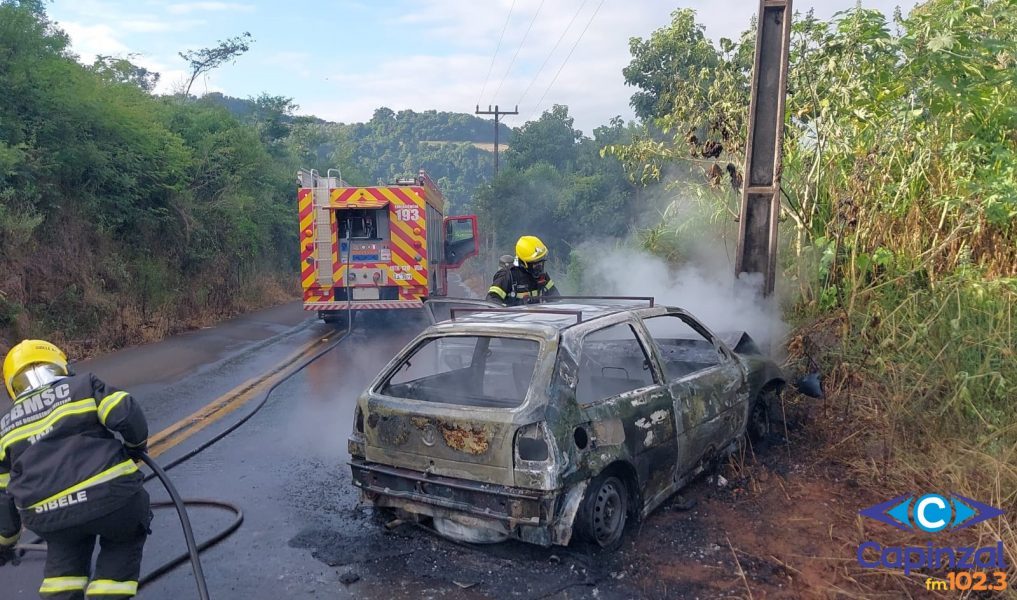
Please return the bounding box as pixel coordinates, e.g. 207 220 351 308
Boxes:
297 169 478 323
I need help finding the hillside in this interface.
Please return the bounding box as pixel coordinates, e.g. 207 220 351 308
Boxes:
0 4 522 353
204 96 511 210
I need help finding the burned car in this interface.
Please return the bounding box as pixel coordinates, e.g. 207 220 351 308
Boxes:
348 297 787 549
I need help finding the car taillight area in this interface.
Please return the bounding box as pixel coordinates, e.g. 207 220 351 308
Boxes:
513 422 560 489
348 404 366 458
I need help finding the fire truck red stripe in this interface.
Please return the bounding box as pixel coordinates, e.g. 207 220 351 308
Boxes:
385 191 428 286
388 227 427 285
387 239 416 266
389 187 424 212
365 187 393 205
334 188 356 204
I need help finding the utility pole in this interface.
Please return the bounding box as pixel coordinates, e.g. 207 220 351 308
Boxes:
735 0 792 296
475 104 518 177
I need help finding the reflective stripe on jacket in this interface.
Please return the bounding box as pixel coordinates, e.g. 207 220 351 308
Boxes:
485 265 560 306
0 373 147 536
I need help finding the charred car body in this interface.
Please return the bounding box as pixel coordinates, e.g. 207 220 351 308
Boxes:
348 297 786 549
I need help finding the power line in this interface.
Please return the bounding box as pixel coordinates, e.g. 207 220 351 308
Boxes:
529 0 605 120
478 0 517 107
516 0 589 108
492 0 546 103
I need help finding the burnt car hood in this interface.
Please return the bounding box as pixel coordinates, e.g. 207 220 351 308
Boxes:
718 331 786 394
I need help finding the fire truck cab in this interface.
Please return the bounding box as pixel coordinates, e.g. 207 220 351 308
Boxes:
298 169 478 323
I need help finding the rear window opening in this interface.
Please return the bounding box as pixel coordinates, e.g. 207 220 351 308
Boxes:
380 336 540 408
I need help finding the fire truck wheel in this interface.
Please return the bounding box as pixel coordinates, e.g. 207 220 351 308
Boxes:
321 312 348 327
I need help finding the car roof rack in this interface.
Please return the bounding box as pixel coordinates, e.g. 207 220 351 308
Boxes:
450 307 584 323
537 295 655 307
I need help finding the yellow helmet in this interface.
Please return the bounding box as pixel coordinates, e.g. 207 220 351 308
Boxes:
3 339 68 400
515 235 548 265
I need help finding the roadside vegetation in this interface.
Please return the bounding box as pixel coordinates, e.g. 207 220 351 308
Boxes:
602 1 1016 594
0 2 298 352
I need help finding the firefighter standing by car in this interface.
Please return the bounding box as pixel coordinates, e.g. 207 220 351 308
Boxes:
487 235 561 305
0 340 151 599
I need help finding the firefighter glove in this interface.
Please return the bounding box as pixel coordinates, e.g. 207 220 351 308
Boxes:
125 440 148 459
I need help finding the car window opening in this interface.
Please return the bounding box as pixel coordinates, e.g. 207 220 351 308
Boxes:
382 336 540 408
576 323 657 405
642 315 725 379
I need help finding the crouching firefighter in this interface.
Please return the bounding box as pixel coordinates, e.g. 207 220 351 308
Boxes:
0 340 151 599
487 235 561 306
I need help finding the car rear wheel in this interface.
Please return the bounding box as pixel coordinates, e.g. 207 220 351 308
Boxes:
578 474 629 550
748 389 775 441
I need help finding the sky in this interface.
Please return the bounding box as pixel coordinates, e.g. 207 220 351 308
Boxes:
47 0 920 133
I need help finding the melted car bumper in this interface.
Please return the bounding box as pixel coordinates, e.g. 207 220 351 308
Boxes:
350 459 585 546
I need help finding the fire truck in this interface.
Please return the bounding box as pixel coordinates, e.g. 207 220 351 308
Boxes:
297 169 478 323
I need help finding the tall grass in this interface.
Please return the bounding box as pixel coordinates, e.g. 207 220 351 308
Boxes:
613 2 1017 593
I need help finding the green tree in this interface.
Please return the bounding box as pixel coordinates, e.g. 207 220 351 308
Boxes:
89 55 160 92
622 8 721 122
506 104 582 172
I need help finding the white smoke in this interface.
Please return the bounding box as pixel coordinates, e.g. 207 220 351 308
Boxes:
573 243 787 353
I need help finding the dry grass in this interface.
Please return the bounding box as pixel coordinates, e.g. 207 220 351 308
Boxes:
0 245 299 360
785 281 1017 598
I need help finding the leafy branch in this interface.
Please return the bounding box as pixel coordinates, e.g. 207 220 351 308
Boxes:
179 32 254 96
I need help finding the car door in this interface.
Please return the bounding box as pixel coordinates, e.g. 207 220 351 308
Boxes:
574 320 679 505
640 312 746 473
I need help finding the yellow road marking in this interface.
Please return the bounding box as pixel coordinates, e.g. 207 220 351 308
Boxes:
147 334 328 458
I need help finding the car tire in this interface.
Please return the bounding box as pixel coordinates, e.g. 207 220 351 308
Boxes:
577 474 629 551
748 389 775 441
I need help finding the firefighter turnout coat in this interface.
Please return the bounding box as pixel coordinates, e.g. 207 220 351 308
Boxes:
486 265 560 306
0 373 148 543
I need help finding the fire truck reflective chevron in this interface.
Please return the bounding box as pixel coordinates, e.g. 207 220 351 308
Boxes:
296 169 480 321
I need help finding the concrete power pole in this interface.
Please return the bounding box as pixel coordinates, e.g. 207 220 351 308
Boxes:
475 104 518 178
735 0 793 296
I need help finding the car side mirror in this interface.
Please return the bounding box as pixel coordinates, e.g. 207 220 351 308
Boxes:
795 372 824 399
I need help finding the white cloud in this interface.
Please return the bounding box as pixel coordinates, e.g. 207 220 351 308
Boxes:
128 55 191 95
55 21 131 61
53 16 192 94
121 17 210 33
166 2 255 15
301 53 493 124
